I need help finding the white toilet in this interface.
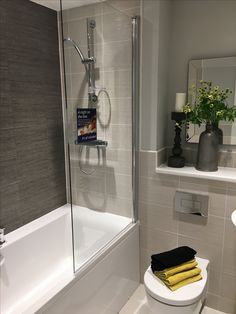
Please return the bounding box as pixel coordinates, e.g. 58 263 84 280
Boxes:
144 257 209 314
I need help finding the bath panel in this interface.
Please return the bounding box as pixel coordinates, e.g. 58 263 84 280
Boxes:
40 222 139 314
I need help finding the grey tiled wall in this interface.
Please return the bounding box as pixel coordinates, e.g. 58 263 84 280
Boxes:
139 150 236 314
0 0 66 233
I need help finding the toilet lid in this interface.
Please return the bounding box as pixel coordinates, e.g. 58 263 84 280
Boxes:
144 257 209 306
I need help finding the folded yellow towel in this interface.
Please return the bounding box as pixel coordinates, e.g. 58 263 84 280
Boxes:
154 259 198 279
166 274 202 291
161 267 201 286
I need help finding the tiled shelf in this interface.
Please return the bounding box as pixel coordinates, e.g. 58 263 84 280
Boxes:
156 164 236 183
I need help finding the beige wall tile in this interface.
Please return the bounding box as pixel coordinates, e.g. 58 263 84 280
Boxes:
140 224 178 255
226 189 236 218
233 154 236 168
139 176 178 207
71 188 133 218
123 6 141 17
106 172 132 199
103 40 132 71
140 247 152 282
218 296 236 314
179 176 227 192
70 145 106 174
178 215 224 247
96 97 107 127
218 151 234 168
220 273 236 300
139 151 157 178
67 18 87 46
208 268 221 295
205 293 220 310
71 72 103 99
156 148 167 167
103 11 131 42
71 168 106 193
103 70 132 98
208 188 226 217
222 219 236 276
139 201 178 234
105 0 140 13
71 188 106 211
104 194 133 217
103 98 132 126
222 244 236 278
70 72 89 99
106 148 132 175
178 235 223 272
227 181 236 190
105 124 132 149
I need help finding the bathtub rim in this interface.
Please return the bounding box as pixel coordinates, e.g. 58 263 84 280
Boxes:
3 204 71 248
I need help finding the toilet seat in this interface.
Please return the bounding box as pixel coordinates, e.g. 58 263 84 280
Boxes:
144 257 209 306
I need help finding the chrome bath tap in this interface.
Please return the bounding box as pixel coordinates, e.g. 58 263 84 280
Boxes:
0 227 5 246
0 227 5 266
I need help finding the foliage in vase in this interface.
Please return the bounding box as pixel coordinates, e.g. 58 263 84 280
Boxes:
183 80 236 125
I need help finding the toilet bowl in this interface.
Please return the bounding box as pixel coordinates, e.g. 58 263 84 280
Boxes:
144 257 209 314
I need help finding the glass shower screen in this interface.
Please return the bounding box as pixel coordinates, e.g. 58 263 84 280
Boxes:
61 0 139 272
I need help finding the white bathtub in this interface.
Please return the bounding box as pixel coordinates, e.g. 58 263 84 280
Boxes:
0 204 139 314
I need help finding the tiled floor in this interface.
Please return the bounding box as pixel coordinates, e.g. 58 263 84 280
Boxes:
119 285 226 314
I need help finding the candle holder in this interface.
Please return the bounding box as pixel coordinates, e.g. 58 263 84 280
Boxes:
168 112 186 168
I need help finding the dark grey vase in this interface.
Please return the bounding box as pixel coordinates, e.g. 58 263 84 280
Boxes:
212 122 223 145
196 122 219 172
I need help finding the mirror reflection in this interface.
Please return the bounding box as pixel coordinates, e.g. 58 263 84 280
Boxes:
187 56 236 144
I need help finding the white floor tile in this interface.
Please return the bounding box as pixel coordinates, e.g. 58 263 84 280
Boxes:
119 284 226 314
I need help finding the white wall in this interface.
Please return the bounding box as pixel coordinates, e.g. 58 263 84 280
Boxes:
141 0 236 150
167 0 236 146
140 0 171 151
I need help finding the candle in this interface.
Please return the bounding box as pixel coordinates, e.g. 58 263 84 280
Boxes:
175 93 186 112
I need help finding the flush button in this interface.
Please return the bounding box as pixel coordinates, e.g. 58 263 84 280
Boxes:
175 191 208 217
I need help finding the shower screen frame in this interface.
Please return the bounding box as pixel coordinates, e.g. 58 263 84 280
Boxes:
132 16 140 224
59 0 140 272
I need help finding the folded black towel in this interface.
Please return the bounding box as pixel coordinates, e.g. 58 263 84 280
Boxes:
151 246 197 272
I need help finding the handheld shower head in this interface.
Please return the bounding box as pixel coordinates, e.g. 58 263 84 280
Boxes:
64 37 86 63
63 37 96 97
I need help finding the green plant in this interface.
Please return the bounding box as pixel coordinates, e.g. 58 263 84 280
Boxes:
183 80 236 125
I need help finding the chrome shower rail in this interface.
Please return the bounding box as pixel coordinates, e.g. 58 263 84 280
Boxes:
132 16 140 224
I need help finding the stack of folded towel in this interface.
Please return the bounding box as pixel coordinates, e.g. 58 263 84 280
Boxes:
151 246 202 291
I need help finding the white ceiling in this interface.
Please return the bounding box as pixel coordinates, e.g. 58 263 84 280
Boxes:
30 0 105 11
